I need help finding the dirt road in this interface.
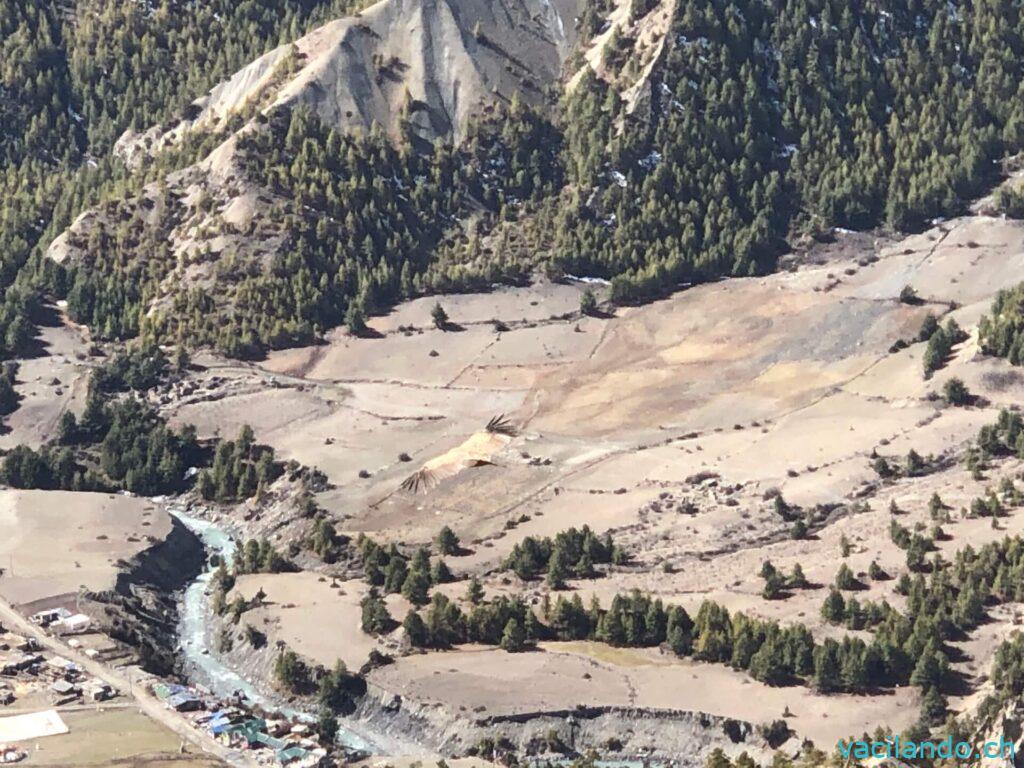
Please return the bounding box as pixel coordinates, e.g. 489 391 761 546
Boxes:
0 594 253 767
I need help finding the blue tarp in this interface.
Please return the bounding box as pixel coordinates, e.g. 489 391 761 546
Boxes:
152 683 189 701
208 716 233 734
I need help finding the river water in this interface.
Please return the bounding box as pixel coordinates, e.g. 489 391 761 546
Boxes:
170 508 374 753
169 509 650 764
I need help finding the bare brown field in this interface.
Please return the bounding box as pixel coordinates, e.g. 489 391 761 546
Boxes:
0 323 94 452
159 216 1024 755
0 490 171 605
228 573 412 670
371 641 918 747
19 707 220 767
8 216 1024 760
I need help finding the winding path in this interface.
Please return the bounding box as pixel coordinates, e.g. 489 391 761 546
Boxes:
0 594 252 767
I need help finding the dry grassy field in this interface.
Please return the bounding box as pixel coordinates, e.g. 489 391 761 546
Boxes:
0 490 171 606
6 214 1024 763
21 707 220 767
149 214 1024 758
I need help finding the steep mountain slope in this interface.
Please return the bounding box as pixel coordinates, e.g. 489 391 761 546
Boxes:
11 0 1024 370
47 96 565 355
10 2 1024 763
116 0 580 164
0 0 373 365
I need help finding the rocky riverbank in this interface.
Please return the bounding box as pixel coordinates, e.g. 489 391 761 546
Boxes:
164 508 774 764
350 680 772 766
86 513 207 675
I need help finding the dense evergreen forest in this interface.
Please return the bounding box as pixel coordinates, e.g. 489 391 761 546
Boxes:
385 521 1024 731
555 0 1024 301
57 99 564 356
979 284 1024 363
4 0 1024 359
0 0 364 360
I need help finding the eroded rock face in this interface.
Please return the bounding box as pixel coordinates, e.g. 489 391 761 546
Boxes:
91 517 207 676
980 701 1024 768
114 0 581 167
352 680 766 766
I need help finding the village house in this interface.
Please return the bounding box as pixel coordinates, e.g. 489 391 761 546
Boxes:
49 679 79 704
53 614 90 636
0 653 42 677
30 608 70 628
84 681 113 702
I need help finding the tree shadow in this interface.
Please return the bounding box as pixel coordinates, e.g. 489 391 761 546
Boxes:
437 321 467 333
942 669 974 698
350 326 385 340
795 580 825 591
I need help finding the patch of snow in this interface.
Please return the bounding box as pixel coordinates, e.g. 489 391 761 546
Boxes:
639 151 662 169
537 0 566 40
677 35 710 48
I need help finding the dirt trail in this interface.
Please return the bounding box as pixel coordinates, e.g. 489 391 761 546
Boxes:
0 594 250 767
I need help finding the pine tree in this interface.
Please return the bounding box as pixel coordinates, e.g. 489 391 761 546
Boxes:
500 618 526 652
465 577 484 605
546 545 569 590
762 570 785 600
910 642 947 690
403 611 428 647
813 640 842 693
821 588 846 624
431 302 449 330
524 610 542 641
749 639 787 686
435 525 460 555
360 589 392 634
835 563 857 591
789 563 809 589
345 302 367 336
430 558 454 585
401 567 431 606
920 686 947 725
580 288 598 316
317 707 339 743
